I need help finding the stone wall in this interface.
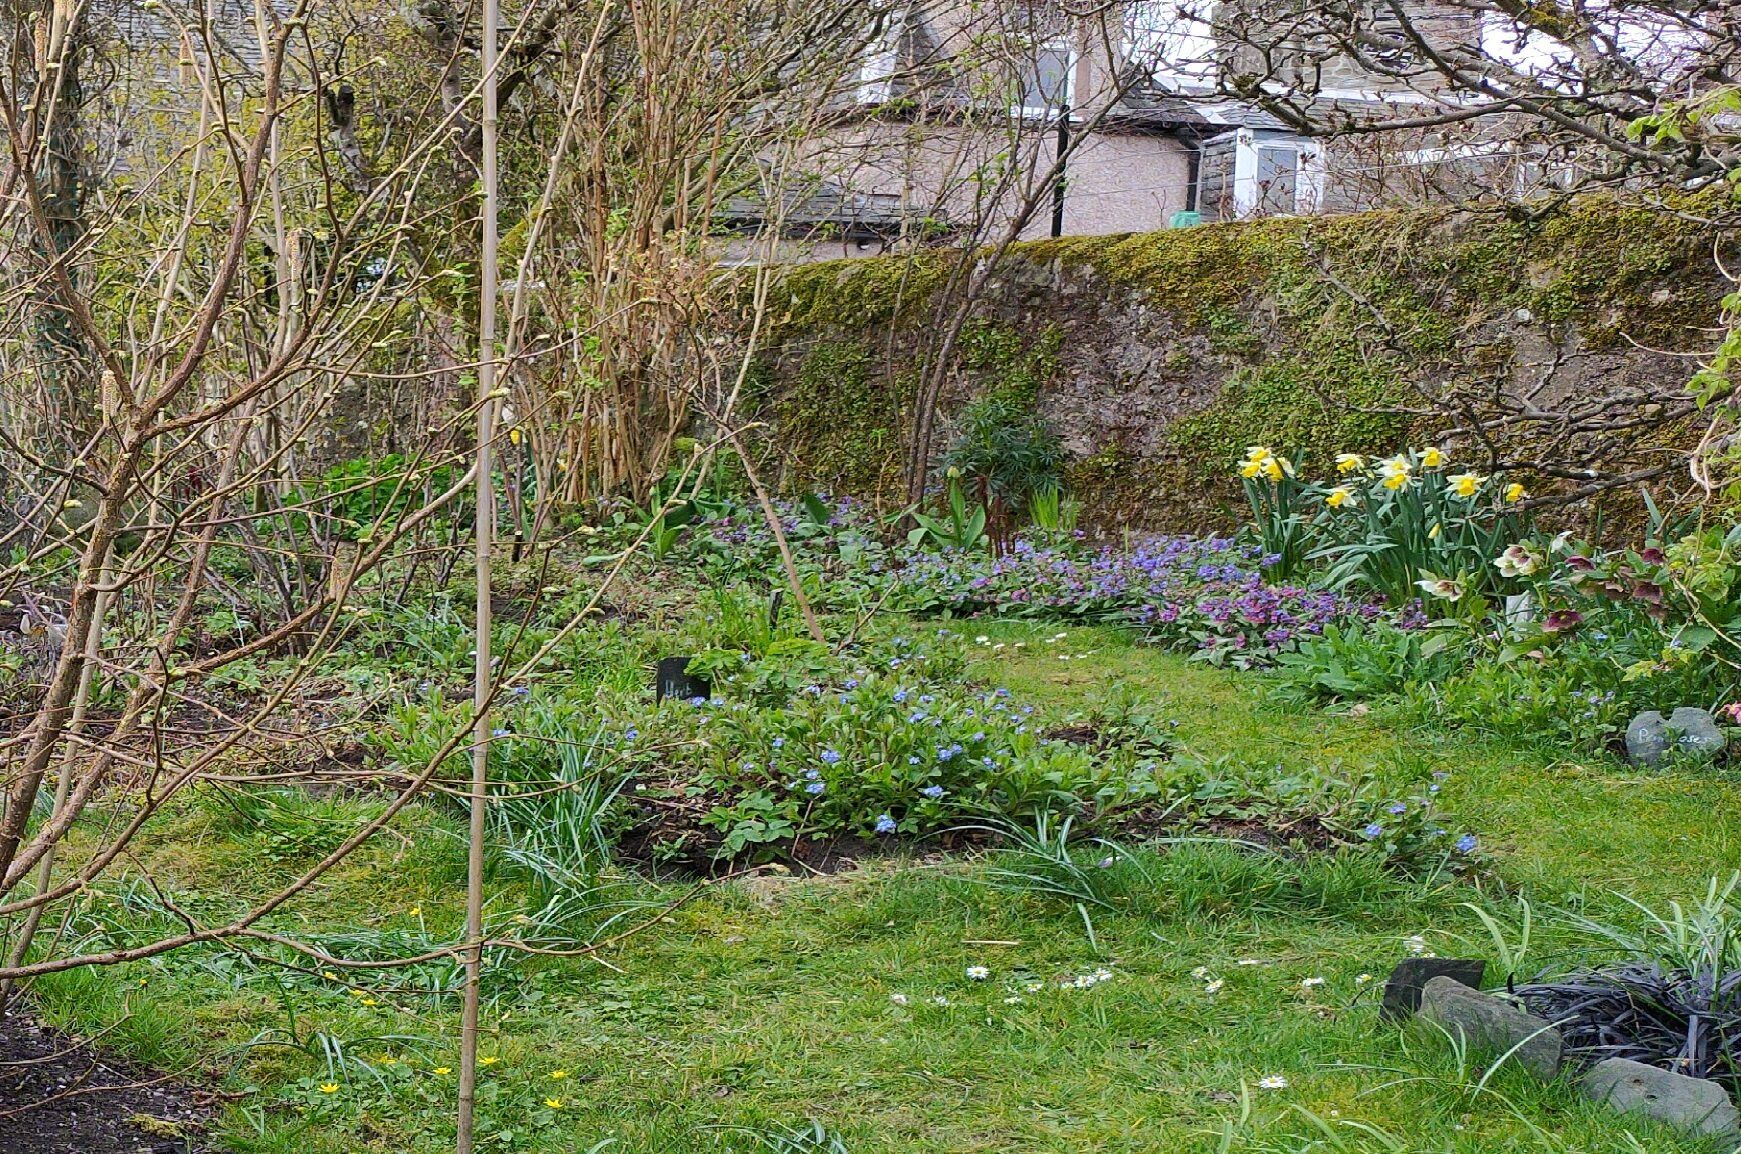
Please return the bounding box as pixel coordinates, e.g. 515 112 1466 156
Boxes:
746 196 1735 534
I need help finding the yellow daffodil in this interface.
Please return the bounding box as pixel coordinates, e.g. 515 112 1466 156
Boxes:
1449 472 1484 498
545 1097 564 1110
1379 456 1412 490
1326 486 1354 508
1239 457 1266 479
1244 444 1274 462
1334 453 1365 474
319 1083 339 1094
1504 482 1527 503
1428 522 1442 539
1420 446 1446 468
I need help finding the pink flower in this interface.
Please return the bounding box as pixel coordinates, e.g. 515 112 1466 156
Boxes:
1542 609 1583 634
1722 703 1741 725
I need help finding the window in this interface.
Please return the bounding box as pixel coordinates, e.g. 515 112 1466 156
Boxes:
1196 130 1318 220
1017 39 1073 114
1254 145 1299 216
858 35 899 104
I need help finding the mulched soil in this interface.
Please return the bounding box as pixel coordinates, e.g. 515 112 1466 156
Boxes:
0 1007 212 1154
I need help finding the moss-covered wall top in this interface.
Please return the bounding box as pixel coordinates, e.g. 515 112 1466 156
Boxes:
747 197 1733 534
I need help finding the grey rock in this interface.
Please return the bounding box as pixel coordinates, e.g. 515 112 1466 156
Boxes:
1581 1057 1740 1137
1627 708 1727 766
1418 975 1562 1079
1381 957 1486 1022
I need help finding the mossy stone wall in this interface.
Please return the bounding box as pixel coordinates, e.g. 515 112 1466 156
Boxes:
749 198 1732 533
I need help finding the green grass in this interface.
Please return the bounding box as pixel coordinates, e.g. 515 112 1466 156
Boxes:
31 620 1741 1153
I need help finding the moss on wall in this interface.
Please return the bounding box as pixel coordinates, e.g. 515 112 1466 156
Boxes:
750 194 1732 532
771 340 907 496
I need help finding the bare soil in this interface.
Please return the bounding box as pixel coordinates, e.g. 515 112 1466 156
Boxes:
0 1007 212 1154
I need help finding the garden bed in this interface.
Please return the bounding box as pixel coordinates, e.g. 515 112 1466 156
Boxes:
0 1007 212 1154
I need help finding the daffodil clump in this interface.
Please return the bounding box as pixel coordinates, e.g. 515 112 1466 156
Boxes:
1234 444 1535 608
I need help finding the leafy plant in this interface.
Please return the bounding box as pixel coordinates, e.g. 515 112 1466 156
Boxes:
1273 620 1469 702
908 473 988 552
1512 877 1741 1089
1236 446 1316 580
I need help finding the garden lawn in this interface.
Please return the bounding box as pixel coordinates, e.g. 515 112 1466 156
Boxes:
33 620 1741 1154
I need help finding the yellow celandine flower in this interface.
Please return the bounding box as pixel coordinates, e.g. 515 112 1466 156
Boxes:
1449 473 1484 498
407 905 421 917
1504 482 1527 502
433 1066 452 1076
549 1070 569 1080
361 998 378 1006
319 1083 339 1094
545 1097 565 1110
1420 446 1446 468
479 1056 500 1067
1326 486 1353 508
1334 453 1365 474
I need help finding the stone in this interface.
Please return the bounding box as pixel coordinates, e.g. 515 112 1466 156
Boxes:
1581 1057 1740 1137
1381 957 1486 1022
1626 708 1726 766
1417 976 1562 1079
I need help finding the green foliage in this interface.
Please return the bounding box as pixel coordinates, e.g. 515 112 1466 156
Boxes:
1274 621 1471 703
773 341 905 495
1308 451 1532 607
907 474 988 552
938 390 1062 519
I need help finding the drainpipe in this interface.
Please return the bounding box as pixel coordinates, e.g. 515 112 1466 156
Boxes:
1051 101 1069 238
1185 131 1202 212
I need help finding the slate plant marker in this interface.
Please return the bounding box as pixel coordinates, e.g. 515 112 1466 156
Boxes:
1381 957 1487 1022
656 656 710 702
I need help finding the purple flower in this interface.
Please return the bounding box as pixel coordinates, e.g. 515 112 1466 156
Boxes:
874 813 897 834
1362 823 1385 840
805 782 825 795
1455 833 1478 854
920 785 945 799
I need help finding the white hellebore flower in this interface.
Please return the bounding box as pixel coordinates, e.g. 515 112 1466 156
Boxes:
1416 577 1466 602
1493 543 1542 579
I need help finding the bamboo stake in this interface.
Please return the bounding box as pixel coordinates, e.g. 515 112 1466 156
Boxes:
456 0 500 1145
